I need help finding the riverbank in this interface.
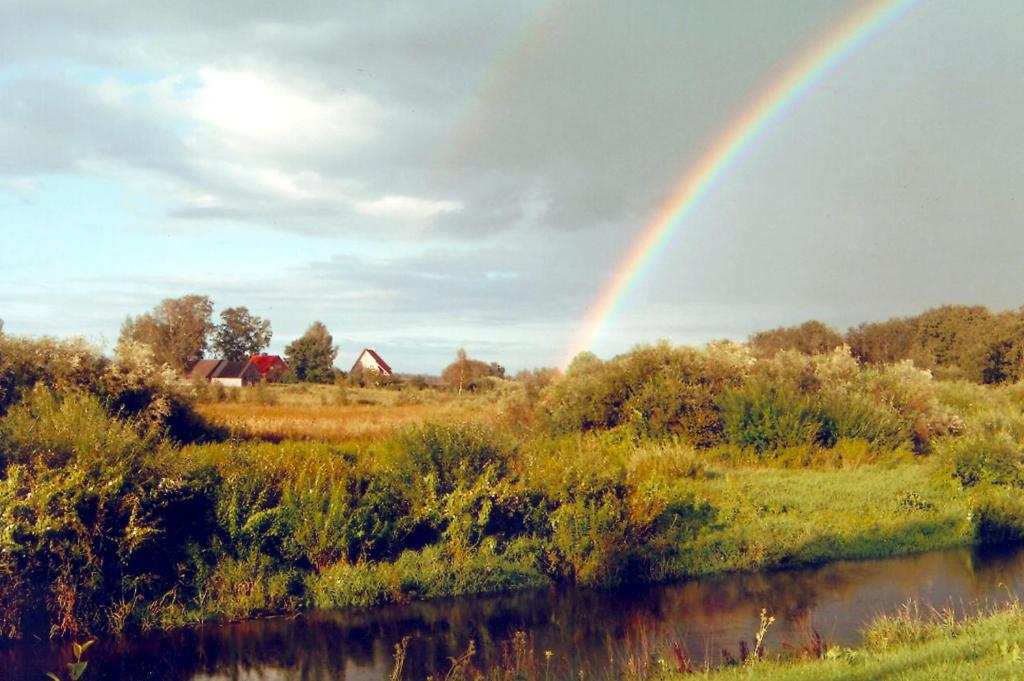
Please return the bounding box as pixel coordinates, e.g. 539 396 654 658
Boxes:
8 546 1023 680
698 602 1024 681
0 392 989 638
307 457 976 612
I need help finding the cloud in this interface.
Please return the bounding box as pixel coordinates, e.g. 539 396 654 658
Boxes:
182 68 380 155
6 0 1024 369
3 1 842 241
354 195 462 222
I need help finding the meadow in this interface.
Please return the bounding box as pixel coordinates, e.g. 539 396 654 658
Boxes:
195 383 504 442
2 333 1023 653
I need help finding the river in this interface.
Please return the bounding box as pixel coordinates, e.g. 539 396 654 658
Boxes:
4 545 1023 680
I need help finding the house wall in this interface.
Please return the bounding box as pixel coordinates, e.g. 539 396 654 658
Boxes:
358 352 383 373
211 377 243 388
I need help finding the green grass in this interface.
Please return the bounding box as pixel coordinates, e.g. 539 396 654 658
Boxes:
696 604 1024 681
663 462 974 579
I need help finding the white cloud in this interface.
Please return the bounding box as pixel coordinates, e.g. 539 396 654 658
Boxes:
183 68 378 155
355 194 462 222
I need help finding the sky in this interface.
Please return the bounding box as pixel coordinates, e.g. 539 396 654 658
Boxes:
2 1 1023 374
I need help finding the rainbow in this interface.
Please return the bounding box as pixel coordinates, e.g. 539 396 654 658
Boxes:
562 0 919 368
432 0 578 185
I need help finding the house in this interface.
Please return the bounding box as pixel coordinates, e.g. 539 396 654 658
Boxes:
189 359 261 387
249 354 289 383
349 348 393 383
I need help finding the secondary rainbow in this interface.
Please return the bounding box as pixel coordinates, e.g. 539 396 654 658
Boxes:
562 0 918 367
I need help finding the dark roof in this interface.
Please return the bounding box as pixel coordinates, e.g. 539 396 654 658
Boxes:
249 354 287 374
189 359 221 380
351 348 393 375
211 360 257 379
366 349 392 374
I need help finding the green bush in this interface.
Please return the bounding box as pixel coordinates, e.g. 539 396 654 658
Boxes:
624 373 724 445
718 381 821 453
539 343 748 441
200 550 305 622
0 390 219 638
941 431 1024 488
816 394 908 449
973 489 1024 545
401 422 510 494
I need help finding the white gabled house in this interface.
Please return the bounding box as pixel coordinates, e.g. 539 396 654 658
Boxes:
349 348 393 382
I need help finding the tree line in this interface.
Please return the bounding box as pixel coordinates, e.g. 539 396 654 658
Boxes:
749 304 1024 384
114 297 1024 389
119 294 338 382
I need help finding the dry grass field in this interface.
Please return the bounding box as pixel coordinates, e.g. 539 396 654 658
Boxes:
195 383 507 442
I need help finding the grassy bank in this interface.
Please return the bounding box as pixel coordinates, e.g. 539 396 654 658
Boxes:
408 601 1024 681
3 335 1024 641
695 602 1024 681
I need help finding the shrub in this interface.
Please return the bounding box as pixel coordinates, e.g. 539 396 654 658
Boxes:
540 343 747 442
0 390 218 638
973 489 1024 545
549 487 632 586
401 422 510 494
816 394 907 449
941 431 1024 488
626 441 708 481
0 388 156 472
538 353 628 432
200 551 305 621
718 381 820 453
624 373 724 445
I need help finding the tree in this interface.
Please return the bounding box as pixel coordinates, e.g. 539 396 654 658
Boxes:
749 320 844 358
119 294 214 371
846 316 921 365
284 321 338 383
213 307 272 360
441 349 505 394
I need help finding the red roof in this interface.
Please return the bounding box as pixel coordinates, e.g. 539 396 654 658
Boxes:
249 354 288 375
350 348 392 375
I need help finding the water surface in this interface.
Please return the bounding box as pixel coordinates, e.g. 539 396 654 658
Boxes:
5 545 1023 680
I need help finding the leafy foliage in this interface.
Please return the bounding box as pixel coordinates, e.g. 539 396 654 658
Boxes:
119 294 214 371
212 306 272 360
284 321 338 383
441 349 506 393
0 390 218 638
749 320 845 358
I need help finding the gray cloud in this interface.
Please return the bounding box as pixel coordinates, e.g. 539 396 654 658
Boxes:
0 1 849 239
5 1 1024 368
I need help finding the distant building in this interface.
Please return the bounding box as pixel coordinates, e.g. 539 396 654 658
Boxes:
349 348 393 383
249 354 289 383
189 359 261 387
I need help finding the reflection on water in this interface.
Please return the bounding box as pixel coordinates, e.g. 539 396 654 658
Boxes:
4 546 1024 681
